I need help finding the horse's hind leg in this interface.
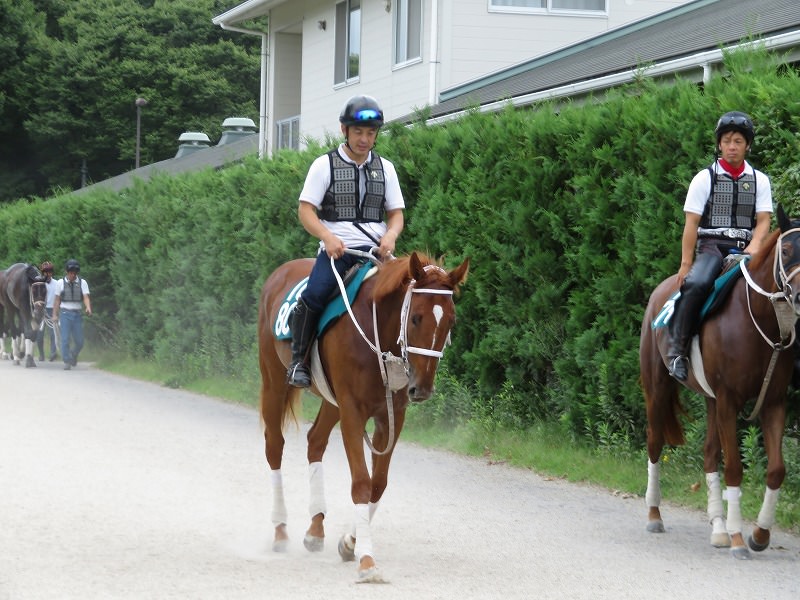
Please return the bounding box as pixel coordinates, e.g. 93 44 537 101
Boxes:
303 400 340 552
261 355 295 553
748 400 787 552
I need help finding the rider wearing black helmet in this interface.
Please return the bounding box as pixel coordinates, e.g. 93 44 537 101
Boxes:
286 95 406 387
52 258 92 370
667 111 773 381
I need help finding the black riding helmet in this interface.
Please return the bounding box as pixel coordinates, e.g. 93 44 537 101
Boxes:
339 95 384 128
715 111 755 145
65 258 80 273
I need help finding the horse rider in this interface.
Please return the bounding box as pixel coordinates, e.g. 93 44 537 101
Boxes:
287 95 406 387
667 111 773 381
36 260 59 361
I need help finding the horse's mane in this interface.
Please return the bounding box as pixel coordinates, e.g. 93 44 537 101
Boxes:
372 252 449 303
747 229 780 271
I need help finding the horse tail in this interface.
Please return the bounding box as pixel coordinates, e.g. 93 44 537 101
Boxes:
642 375 686 447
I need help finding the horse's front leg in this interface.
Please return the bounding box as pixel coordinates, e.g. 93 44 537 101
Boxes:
339 409 406 564
703 398 729 547
716 398 749 559
303 400 340 552
338 410 386 583
748 399 787 552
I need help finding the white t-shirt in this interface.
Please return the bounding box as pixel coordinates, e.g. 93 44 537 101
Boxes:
684 159 772 218
54 277 90 311
299 144 405 249
44 278 58 309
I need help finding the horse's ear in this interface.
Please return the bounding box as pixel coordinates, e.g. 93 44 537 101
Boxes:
777 204 792 232
449 257 470 290
409 252 425 280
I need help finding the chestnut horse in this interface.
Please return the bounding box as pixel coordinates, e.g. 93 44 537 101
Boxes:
0 263 46 367
640 205 800 559
257 251 469 582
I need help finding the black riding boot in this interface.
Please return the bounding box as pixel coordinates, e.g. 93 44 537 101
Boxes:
666 299 698 381
287 299 319 388
667 254 720 381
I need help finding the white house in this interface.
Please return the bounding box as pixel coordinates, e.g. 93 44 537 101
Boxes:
212 0 692 156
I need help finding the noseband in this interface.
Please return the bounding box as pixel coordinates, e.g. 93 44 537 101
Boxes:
29 281 47 318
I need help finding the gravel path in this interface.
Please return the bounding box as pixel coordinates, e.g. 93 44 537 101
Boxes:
1 360 799 599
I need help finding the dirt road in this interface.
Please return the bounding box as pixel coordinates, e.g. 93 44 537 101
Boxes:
1 361 798 599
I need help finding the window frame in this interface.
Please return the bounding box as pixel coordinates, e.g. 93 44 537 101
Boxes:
393 0 423 68
487 0 608 16
334 0 362 86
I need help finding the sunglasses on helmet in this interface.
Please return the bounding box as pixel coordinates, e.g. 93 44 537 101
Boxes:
354 109 381 121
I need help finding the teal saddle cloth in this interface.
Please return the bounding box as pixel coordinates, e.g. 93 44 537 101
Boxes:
272 262 375 340
651 256 749 329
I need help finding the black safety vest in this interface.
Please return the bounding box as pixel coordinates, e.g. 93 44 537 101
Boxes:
60 277 84 302
700 165 757 229
317 149 386 223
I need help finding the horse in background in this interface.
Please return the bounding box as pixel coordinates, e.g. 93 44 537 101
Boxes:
0 263 47 367
257 251 469 582
640 205 800 559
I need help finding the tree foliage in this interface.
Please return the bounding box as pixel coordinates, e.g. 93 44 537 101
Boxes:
0 0 260 201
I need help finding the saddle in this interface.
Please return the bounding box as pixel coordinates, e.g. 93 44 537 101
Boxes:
651 254 749 330
272 261 377 340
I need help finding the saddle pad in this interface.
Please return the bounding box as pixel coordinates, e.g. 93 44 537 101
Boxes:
273 262 376 340
651 256 749 329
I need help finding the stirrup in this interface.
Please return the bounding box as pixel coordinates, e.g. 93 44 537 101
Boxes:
668 355 688 381
287 362 311 388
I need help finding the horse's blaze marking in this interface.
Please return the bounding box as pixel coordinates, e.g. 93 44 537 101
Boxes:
430 304 444 350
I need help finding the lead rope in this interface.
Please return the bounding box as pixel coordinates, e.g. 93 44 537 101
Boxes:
739 232 800 421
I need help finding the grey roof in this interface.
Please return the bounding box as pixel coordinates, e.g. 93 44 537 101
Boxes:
71 135 258 196
415 0 800 122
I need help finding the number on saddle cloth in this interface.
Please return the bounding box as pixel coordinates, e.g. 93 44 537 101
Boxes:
651 255 749 329
272 262 377 340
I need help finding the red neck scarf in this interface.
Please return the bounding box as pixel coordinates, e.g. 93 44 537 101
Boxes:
719 158 746 179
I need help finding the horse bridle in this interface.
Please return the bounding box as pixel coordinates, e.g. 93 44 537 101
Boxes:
332 250 456 455
737 226 800 419
29 281 47 320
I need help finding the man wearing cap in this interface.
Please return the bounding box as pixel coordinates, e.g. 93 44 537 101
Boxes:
52 259 92 370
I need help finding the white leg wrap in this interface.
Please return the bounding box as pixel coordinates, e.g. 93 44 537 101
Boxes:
756 486 780 530
270 469 288 526
353 503 373 561
645 460 661 507
25 338 35 357
706 472 724 522
723 486 743 535
369 500 379 522
308 461 326 518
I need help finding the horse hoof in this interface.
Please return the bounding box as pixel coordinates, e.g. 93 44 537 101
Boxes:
646 519 665 533
338 534 356 562
747 534 769 552
730 546 752 560
25 356 36 368
710 532 731 548
303 534 324 552
272 539 289 553
356 566 387 584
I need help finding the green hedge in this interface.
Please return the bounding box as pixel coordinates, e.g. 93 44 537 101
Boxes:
2 47 800 447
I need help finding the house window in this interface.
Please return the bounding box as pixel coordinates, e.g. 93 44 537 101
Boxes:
489 0 606 12
276 116 300 151
394 0 422 66
335 0 361 84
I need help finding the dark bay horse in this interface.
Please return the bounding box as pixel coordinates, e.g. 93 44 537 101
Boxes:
257 251 469 582
0 263 46 367
640 205 800 559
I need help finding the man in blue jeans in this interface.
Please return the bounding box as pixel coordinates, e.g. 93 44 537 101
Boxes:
52 259 92 370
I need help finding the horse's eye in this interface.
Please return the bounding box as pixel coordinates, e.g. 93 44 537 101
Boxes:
783 242 794 260
411 314 422 327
